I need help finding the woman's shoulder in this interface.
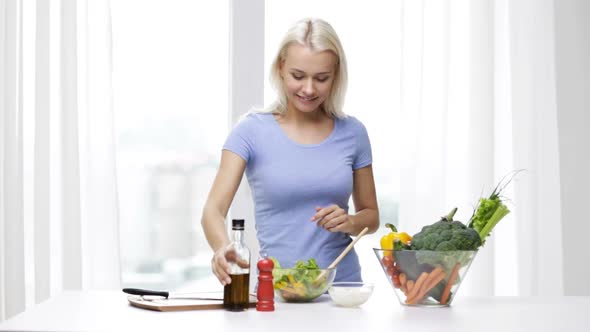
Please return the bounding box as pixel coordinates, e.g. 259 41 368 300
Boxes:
338 114 368 133
234 111 272 130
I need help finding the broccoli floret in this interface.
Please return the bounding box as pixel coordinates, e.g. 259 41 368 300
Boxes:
411 220 482 251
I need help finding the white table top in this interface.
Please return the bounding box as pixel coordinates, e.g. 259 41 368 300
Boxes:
1 290 589 332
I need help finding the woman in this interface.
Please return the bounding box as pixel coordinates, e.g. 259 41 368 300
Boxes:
201 18 379 285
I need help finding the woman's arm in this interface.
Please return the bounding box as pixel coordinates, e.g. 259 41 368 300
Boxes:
349 165 380 234
201 150 247 285
313 165 380 236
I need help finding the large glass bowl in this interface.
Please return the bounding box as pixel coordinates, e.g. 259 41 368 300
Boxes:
373 249 477 307
272 267 336 302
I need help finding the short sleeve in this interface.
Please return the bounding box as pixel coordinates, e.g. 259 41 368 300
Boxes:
222 114 257 163
353 120 372 170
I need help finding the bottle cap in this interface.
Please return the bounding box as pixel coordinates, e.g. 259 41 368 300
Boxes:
232 219 245 230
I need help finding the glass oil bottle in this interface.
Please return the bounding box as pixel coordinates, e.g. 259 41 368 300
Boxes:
223 219 251 311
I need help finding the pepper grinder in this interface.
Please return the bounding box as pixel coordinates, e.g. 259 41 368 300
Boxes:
256 256 275 311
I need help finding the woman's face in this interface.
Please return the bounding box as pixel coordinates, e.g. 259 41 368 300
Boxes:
280 43 338 114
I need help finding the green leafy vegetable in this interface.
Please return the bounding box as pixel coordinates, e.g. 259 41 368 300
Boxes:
293 258 319 270
410 208 482 251
469 170 523 244
271 258 328 302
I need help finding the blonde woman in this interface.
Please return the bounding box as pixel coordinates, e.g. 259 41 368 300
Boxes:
201 18 379 285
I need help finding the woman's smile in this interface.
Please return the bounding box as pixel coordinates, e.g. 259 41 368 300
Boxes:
296 94 318 103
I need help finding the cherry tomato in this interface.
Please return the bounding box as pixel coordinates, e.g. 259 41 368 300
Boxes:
381 255 394 268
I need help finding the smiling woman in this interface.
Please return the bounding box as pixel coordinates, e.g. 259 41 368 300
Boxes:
201 17 379 290
264 1 401 289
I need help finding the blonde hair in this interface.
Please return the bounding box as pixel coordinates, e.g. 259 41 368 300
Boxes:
262 18 348 118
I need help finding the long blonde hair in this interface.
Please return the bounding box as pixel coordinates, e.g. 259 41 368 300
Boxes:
262 18 348 118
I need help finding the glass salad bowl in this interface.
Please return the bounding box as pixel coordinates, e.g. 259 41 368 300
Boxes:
272 267 336 302
373 248 477 307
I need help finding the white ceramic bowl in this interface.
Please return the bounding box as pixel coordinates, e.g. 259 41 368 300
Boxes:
328 282 374 307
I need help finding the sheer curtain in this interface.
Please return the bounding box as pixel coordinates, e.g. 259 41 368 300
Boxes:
1 0 120 321
398 0 563 296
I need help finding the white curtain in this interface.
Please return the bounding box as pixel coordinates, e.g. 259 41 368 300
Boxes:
1 0 121 321
398 0 563 296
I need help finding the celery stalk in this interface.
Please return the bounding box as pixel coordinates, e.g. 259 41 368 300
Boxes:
478 203 510 243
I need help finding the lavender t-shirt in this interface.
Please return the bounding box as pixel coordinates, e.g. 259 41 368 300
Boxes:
223 112 372 282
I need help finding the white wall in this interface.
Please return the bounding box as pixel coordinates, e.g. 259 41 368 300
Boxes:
554 0 590 295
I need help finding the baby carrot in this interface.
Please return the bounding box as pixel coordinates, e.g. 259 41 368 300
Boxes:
406 272 428 303
440 263 461 305
407 280 415 294
399 273 407 295
407 268 445 304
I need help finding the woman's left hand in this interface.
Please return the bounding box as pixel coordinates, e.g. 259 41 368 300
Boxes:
311 205 352 233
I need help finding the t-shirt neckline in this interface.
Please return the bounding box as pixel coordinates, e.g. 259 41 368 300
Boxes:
267 112 339 148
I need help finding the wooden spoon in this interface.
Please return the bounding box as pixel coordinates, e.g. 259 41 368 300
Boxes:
315 226 370 282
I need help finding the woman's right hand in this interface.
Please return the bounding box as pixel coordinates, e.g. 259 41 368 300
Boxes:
202 150 248 286
212 247 251 286
212 248 232 286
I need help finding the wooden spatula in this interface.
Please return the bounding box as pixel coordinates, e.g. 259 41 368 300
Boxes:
315 226 370 282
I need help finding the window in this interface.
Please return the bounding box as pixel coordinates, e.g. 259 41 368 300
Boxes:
111 1 400 290
111 0 229 290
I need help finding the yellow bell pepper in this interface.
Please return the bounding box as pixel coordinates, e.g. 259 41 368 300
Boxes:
380 223 412 252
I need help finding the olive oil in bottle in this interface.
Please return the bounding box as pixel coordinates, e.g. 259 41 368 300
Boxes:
223 219 251 311
223 273 250 311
